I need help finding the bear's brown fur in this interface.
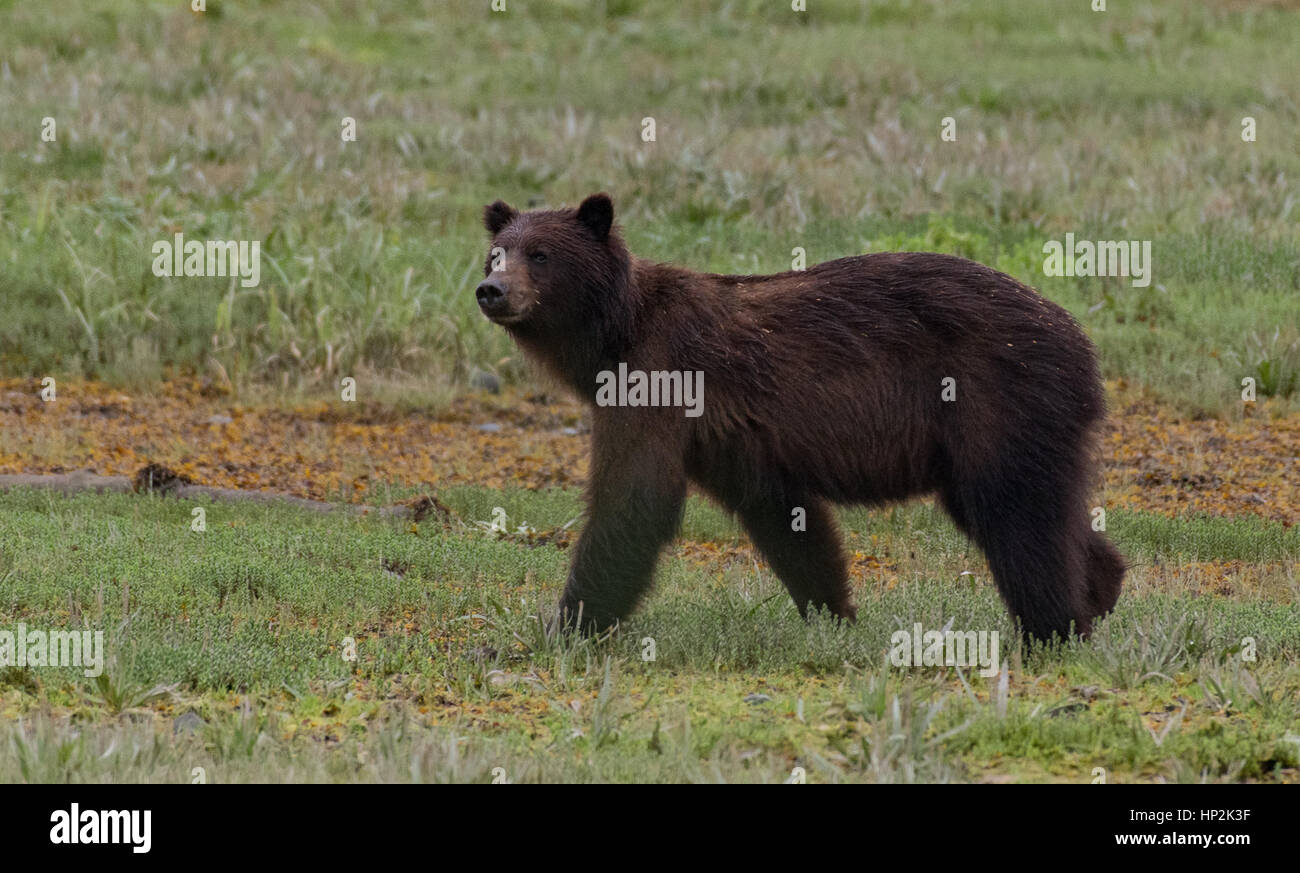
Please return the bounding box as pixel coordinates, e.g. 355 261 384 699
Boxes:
477 193 1124 643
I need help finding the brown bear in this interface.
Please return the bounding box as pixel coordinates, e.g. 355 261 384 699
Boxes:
476 193 1124 643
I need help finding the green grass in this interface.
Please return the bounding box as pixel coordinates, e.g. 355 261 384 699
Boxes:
0 0 1296 415
2 0 1297 784
1 486 1296 783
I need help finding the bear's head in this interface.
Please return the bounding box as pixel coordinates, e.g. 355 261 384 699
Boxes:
476 193 631 339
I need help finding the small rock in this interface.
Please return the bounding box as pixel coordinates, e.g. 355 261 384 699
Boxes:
205 414 233 425
173 711 206 736
477 422 501 433
133 463 193 494
465 646 498 662
404 495 452 523
469 368 501 394
560 427 579 436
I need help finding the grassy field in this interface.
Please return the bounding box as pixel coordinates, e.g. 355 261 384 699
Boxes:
1 485 1297 783
0 0 1298 783
0 0 1297 414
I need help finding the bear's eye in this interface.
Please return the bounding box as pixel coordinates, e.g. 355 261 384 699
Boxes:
529 251 547 265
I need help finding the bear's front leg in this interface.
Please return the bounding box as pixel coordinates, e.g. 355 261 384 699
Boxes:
557 413 687 634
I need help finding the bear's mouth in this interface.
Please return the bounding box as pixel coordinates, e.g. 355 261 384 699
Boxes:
485 309 527 326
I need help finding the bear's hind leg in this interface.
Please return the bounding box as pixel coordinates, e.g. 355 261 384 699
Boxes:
736 497 856 622
942 480 1087 644
1084 531 1125 620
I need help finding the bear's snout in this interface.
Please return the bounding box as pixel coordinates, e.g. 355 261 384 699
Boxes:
475 278 509 316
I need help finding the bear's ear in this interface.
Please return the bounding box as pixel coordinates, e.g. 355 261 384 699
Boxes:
483 200 517 235
575 193 614 241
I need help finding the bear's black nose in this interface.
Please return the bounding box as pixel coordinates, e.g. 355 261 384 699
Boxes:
476 278 507 313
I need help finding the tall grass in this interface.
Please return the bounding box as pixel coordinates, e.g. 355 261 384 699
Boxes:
0 0 1296 415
